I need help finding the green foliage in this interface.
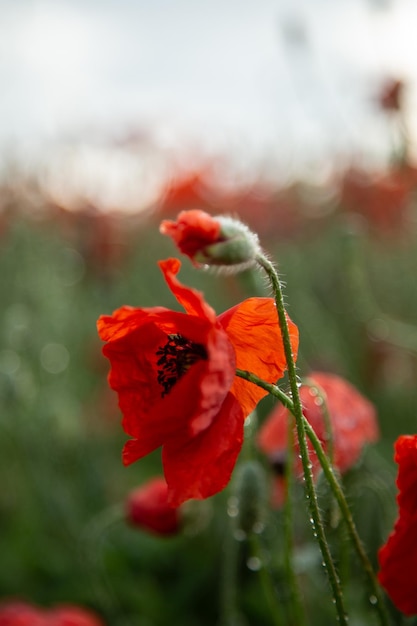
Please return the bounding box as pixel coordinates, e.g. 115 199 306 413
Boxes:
1 207 416 625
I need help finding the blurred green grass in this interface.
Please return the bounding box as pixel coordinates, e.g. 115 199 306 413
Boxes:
1 201 417 625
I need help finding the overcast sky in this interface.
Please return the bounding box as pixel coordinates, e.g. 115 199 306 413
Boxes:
1 0 417 171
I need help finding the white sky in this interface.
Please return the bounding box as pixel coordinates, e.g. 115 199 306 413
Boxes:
1 0 417 172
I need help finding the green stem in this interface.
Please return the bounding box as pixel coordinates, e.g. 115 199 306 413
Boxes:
302 418 390 626
283 413 307 626
256 254 348 625
249 534 287 626
302 378 334 465
235 370 391 626
236 369 293 410
220 515 243 626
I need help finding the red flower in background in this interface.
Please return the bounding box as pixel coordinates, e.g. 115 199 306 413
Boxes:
340 168 414 234
0 602 104 626
126 477 181 536
258 372 379 506
0 602 45 626
378 78 404 112
98 258 298 506
46 606 104 626
378 435 417 616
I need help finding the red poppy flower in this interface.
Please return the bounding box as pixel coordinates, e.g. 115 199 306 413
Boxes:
0 603 104 626
0 602 45 626
126 476 181 536
45 606 104 626
340 168 413 234
160 209 260 267
378 78 404 112
378 434 417 616
257 372 379 505
97 257 298 506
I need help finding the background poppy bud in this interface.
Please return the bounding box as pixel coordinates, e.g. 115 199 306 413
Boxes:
232 461 268 535
126 477 181 536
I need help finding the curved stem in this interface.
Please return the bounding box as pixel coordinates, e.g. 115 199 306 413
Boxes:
236 369 293 410
256 254 348 625
235 370 391 626
302 418 390 626
302 378 334 465
283 414 307 626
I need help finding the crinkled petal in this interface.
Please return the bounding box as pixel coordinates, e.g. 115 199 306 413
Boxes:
160 210 221 259
99 303 235 455
189 325 236 435
162 392 244 506
159 258 216 321
219 297 299 417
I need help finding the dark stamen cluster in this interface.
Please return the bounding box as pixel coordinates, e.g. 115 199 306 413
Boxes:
156 333 208 397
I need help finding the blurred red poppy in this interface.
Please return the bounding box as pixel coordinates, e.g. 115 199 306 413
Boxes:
0 602 104 626
378 78 404 112
98 257 298 506
0 602 45 626
126 477 181 536
378 434 417 616
46 606 104 626
257 372 379 506
340 168 414 234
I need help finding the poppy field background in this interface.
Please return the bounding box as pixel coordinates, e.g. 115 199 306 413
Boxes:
1 158 417 625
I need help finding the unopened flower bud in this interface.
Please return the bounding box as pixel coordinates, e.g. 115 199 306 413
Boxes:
126 477 181 536
160 210 260 271
232 460 268 535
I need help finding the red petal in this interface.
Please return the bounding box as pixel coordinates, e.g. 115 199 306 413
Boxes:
219 297 299 417
378 513 417 616
159 258 216 321
101 310 235 462
395 434 417 516
160 210 221 258
126 477 180 536
258 372 379 482
46 606 105 626
0 602 45 626
162 392 244 506
378 435 417 616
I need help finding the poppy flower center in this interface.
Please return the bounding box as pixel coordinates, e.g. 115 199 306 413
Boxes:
156 333 208 397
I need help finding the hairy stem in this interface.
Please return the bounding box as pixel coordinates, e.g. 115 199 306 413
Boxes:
256 254 348 625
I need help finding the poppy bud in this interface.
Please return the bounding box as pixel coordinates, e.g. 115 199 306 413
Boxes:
126 477 181 536
160 210 260 270
232 461 268 535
